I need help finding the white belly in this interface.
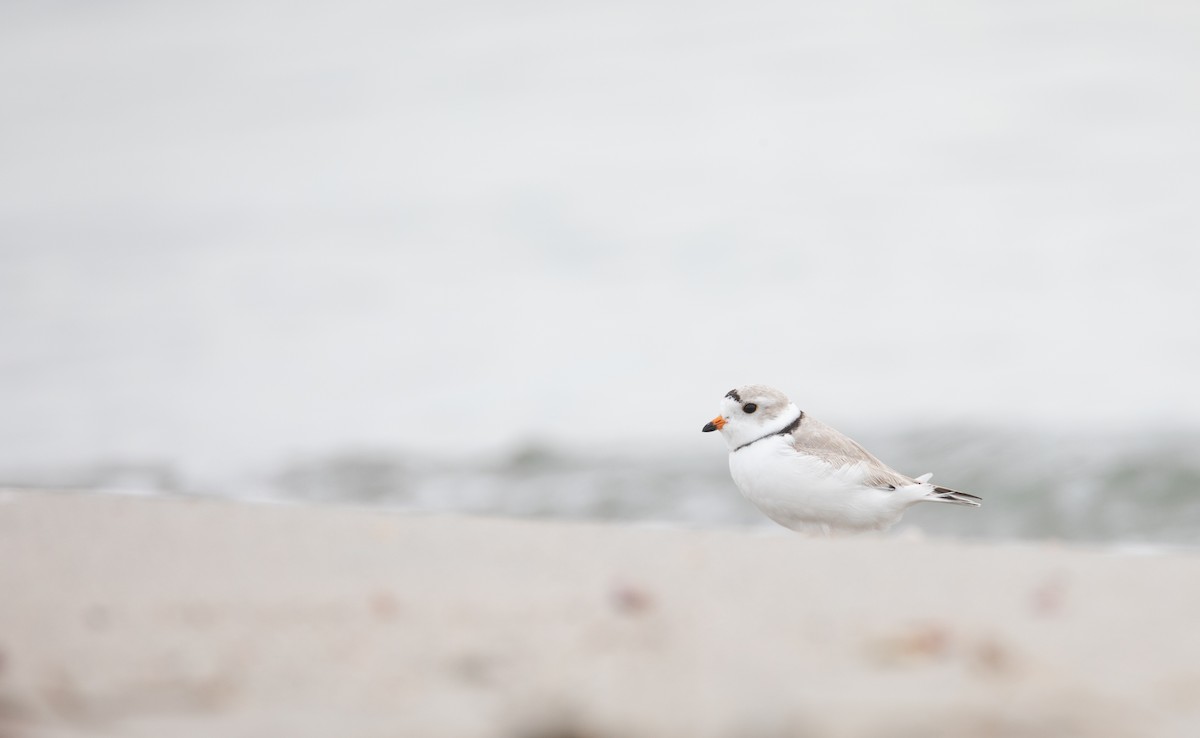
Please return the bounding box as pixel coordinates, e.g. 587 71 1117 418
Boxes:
728 436 915 533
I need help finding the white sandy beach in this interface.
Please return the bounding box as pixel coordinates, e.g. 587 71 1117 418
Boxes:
1 490 1198 738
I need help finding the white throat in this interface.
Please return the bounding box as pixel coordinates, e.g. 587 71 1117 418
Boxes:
723 403 802 451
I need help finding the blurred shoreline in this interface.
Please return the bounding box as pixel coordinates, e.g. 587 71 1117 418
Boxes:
4 425 1199 545
2 490 1198 738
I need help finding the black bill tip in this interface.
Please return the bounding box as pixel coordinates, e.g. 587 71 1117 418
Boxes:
702 422 718 432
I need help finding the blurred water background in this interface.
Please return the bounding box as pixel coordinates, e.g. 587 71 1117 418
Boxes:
3 1 1199 544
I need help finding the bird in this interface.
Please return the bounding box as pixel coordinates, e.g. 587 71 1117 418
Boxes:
702 384 980 534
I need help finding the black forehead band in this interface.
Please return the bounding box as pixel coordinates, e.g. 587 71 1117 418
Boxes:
725 389 741 402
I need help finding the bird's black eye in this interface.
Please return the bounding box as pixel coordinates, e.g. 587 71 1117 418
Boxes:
743 403 757 414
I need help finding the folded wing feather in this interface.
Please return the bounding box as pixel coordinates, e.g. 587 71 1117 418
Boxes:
786 415 916 491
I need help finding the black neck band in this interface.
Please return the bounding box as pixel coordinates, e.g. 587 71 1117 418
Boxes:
734 412 804 452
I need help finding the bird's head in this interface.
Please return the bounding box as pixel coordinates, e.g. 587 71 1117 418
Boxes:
702 384 799 451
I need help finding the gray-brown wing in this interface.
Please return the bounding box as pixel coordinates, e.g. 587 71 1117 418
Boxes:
786 415 915 490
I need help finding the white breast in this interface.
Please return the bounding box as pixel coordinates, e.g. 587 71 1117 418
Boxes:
727 436 914 532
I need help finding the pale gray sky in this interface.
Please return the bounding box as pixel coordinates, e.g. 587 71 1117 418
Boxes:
3 0 1199 477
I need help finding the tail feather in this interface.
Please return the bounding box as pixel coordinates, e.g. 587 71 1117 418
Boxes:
928 485 982 507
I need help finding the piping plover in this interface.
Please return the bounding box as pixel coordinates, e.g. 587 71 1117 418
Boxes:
702 384 980 533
